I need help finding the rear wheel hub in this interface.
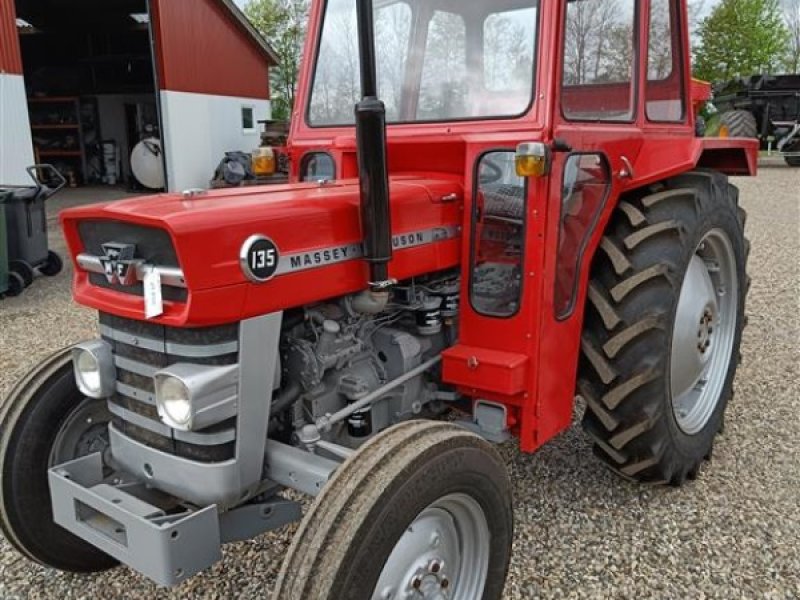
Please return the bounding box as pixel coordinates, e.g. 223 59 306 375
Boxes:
670 230 738 435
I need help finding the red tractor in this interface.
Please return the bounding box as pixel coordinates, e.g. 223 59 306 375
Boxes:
0 0 756 597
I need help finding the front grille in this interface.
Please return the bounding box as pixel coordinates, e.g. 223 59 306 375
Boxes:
78 220 188 302
100 313 239 463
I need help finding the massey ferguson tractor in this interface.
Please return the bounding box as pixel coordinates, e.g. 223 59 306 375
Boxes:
0 0 756 598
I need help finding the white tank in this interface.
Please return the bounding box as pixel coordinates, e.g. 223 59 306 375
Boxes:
130 137 165 190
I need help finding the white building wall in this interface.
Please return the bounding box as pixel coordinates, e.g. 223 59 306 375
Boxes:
159 90 270 192
0 73 35 186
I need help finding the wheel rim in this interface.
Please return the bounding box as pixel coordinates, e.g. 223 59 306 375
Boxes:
372 493 490 600
48 399 112 468
670 229 739 435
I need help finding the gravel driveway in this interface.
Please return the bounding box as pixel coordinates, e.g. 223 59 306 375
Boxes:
1 164 798 599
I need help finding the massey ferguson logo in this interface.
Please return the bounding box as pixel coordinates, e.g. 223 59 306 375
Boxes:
99 243 143 286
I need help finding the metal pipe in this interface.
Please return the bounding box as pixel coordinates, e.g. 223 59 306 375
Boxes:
355 0 393 290
356 0 378 98
316 355 442 431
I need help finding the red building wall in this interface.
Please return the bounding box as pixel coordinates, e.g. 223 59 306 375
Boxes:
0 0 23 74
150 0 271 100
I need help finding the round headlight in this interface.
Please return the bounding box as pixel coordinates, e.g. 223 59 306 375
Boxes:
157 377 192 429
76 350 101 396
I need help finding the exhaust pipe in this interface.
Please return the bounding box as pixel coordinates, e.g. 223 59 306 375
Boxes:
355 0 392 292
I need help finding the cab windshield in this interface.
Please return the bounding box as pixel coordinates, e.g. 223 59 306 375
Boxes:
308 0 539 126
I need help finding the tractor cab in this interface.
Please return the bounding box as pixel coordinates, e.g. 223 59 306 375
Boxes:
289 0 755 451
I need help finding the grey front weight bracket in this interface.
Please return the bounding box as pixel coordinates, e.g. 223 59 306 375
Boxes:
48 453 301 586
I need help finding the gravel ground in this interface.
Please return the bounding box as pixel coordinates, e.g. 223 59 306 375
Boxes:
1 164 798 599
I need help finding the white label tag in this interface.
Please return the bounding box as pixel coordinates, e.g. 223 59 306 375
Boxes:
143 267 163 319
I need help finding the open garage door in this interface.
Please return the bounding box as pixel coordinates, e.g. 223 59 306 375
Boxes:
3 0 275 193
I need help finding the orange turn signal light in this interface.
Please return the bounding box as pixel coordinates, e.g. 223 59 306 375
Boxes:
515 142 550 178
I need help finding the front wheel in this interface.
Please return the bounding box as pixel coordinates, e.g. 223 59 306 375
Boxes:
579 170 749 485
0 348 117 572
273 421 513 600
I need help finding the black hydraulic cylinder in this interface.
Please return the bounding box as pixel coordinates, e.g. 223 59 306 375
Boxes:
355 0 392 289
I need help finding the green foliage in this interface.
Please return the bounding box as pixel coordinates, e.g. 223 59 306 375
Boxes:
244 0 309 122
785 0 800 73
693 0 790 82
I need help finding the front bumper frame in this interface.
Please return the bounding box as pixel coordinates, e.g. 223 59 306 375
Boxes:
49 453 221 586
48 452 302 585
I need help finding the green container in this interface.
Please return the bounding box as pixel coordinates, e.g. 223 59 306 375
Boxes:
0 190 11 295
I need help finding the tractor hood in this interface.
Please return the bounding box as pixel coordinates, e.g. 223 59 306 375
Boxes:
61 176 464 327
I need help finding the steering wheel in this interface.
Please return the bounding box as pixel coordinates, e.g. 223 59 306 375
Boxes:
479 158 504 185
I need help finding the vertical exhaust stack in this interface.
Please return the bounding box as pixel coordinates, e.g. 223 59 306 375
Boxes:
355 0 392 293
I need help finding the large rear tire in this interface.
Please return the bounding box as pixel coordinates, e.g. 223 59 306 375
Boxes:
579 170 749 485
718 110 757 139
0 348 117 572
273 421 513 600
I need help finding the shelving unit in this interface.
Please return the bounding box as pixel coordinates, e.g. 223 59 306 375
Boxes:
27 97 88 185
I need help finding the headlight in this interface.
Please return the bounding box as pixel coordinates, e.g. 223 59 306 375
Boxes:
155 376 192 429
72 341 115 398
154 364 239 432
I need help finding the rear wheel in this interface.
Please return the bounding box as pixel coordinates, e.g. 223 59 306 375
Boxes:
39 250 63 277
579 170 749 485
4 272 25 297
718 110 757 139
0 348 117 572
274 421 513 600
9 260 34 288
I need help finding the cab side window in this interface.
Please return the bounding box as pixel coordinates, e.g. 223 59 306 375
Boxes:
646 0 685 122
470 152 527 318
555 154 611 318
561 0 637 121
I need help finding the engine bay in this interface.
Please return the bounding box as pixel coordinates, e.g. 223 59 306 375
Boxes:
274 270 461 449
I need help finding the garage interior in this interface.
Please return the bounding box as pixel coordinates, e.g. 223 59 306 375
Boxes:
15 0 160 190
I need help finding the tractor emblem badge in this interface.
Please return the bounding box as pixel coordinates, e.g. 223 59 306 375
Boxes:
99 243 143 286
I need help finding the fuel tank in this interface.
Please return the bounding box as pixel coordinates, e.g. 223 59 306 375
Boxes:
61 176 464 327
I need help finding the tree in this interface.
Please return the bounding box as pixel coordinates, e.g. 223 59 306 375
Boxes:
693 0 790 82
784 0 800 72
244 0 309 122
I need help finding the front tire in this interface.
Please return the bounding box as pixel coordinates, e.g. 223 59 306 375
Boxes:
273 421 513 600
579 170 749 485
0 348 117 572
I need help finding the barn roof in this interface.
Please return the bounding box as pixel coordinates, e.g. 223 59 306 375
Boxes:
218 0 280 66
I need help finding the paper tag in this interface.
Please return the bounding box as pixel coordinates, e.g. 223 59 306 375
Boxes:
143 267 164 319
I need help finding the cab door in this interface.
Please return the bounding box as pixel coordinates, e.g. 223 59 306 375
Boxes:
532 0 648 447
531 0 694 448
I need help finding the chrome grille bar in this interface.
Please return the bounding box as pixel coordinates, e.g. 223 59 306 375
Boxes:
77 253 187 289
